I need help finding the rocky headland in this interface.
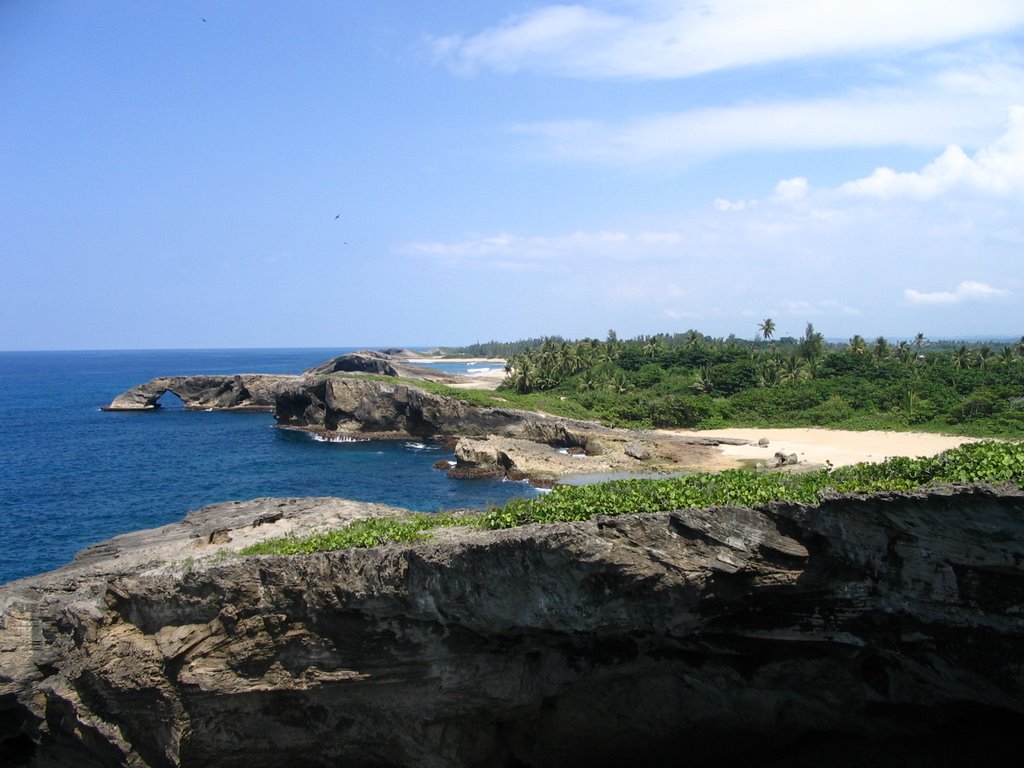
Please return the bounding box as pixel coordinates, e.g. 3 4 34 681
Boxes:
105 352 755 483
273 376 743 482
101 351 465 412
2 485 1023 766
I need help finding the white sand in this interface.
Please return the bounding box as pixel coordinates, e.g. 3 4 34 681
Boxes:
399 357 508 390
447 368 507 390
661 427 981 469
401 357 506 364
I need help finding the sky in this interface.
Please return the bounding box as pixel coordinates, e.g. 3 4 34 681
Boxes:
2 0 1024 350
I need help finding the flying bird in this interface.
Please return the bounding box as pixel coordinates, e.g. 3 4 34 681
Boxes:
335 214 340 219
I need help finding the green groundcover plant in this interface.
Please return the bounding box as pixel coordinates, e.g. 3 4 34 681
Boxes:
241 440 1024 557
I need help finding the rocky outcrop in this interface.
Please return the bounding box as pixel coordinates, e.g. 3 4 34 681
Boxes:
103 375 299 411
2 485 1023 766
103 353 469 412
303 351 466 385
274 378 725 480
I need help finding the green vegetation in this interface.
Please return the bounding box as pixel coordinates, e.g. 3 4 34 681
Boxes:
241 441 1024 556
241 513 464 555
439 328 1024 437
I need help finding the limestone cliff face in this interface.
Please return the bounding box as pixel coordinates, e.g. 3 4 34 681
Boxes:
273 378 724 479
2 486 1023 767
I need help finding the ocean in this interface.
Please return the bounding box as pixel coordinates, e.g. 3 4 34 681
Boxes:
0 349 536 584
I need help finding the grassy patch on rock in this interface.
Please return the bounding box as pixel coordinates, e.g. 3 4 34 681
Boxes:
241 441 1024 556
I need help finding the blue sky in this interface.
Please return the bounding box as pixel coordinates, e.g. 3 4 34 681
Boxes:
3 1 1024 350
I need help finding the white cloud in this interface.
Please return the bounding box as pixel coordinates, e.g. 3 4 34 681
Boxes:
784 299 861 316
775 177 809 201
841 106 1024 198
512 62 1024 166
714 198 747 212
904 281 1009 304
433 1 1024 79
403 229 680 269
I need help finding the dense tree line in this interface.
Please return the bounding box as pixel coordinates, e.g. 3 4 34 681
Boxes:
451 326 1024 436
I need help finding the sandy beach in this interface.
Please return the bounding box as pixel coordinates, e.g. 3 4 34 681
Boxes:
400 357 508 390
662 427 981 470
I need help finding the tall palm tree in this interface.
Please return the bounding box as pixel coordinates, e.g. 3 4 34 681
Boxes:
873 336 890 362
896 341 913 364
1000 345 1016 364
977 344 994 370
683 330 704 349
758 318 776 342
848 335 868 356
913 332 926 355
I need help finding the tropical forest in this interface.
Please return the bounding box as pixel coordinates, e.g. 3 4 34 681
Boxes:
447 322 1024 437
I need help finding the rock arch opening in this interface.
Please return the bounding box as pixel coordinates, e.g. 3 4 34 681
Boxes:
155 390 186 409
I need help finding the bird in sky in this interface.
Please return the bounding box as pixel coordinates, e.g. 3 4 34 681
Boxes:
334 214 340 219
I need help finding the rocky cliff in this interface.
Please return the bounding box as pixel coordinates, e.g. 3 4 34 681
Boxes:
274 377 732 480
2 485 1023 767
103 353 470 412
104 368 742 479
103 375 300 411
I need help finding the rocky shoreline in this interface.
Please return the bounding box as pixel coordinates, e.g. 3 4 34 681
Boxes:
103 351 761 484
2 485 1023 766
3 353 1020 765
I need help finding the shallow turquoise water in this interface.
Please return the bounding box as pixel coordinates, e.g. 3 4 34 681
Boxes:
0 349 536 584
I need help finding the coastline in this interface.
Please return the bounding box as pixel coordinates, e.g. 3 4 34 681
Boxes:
400 356 508 390
661 427 981 470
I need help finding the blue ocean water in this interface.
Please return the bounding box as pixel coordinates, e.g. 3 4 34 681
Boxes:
0 349 536 584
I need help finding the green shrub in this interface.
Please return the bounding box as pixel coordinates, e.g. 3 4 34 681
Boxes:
241 441 1023 557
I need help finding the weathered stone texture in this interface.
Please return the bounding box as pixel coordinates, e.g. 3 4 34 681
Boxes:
2 486 1023 767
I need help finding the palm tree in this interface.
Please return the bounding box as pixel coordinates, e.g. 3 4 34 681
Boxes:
759 358 781 387
780 354 809 383
691 365 714 393
873 336 890 362
608 371 633 395
577 370 600 391
977 344 994 370
913 332 926 355
508 356 535 393
683 330 704 349
896 341 913 364
1000 346 1016 364
799 322 825 361
642 336 663 359
952 345 973 371
758 318 776 342
848 335 868 356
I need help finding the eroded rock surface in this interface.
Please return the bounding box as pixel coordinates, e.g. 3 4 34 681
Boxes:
274 378 725 481
102 352 461 412
2 485 1023 767
103 375 299 411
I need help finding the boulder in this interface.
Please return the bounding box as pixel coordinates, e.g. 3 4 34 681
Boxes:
774 451 799 466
